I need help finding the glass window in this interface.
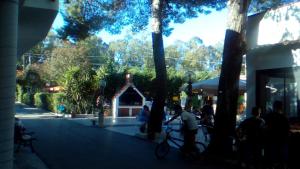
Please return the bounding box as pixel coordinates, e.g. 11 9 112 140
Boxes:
256 67 300 119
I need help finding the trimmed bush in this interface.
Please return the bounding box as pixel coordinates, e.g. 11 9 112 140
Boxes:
33 92 67 113
34 92 52 110
22 93 34 106
16 84 23 102
52 93 67 113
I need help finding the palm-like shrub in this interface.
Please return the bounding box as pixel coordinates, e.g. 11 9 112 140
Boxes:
63 66 99 115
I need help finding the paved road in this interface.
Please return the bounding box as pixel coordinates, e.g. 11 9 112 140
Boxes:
15 103 57 119
15 103 223 169
21 119 211 169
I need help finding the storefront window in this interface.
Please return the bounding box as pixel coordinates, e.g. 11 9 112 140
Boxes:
256 67 300 119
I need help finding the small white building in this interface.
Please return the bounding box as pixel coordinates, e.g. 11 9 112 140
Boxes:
246 2 300 119
112 74 146 118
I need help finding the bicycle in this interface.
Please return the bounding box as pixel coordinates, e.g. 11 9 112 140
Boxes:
198 124 214 143
155 125 207 159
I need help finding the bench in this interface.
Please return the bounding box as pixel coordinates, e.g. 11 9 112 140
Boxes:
14 125 36 153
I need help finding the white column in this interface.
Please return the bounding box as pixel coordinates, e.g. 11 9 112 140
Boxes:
0 1 18 169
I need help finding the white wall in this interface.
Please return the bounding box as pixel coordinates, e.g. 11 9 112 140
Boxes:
257 2 300 45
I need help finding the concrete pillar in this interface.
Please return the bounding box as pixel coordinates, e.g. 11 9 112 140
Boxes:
0 0 18 169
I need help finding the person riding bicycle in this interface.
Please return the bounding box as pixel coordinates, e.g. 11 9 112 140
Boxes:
165 104 199 154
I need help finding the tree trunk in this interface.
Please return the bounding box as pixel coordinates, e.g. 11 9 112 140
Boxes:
207 0 250 160
0 1 19 169
148 0 167 139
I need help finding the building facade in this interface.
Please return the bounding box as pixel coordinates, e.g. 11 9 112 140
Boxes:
246 2 300 121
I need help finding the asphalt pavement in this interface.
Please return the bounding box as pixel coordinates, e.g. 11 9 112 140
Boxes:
14 103 228 169
22 118 203 169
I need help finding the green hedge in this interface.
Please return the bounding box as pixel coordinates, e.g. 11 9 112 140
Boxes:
16 84 69 113
34 92 52 110
16 84 23 102
22 93 34 106
52 93 67 113
33 92 67 113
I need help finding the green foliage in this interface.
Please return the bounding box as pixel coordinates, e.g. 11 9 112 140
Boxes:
78 36 109 56
43 41 89 84
23 65 44 93
95 53 126 100
52 93 67 113
103 71 126 100
108 36 153 68
16 84 23 102
41 38 110 85
165 44 182 69
24 92 68 113
166 67 184 102
34 92 53 110
22 93 34 106
103 67 183 102
127 68 155 99
63 66 98 114
106 37 222 75
90 36 222 102
59 0 227 39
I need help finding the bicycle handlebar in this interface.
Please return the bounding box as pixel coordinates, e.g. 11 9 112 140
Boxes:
198 124 214 129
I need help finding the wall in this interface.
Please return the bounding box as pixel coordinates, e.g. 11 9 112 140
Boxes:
246 47 300 115
245 1 300 116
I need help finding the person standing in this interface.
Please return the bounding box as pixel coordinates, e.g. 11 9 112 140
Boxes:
95 96 105 127
201 100 214 127
200 100 215 141
264 100 290 169
57 102 66 115
137 105 150 133
237 106 265 168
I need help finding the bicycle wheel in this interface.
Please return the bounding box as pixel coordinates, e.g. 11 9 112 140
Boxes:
155 141 170 159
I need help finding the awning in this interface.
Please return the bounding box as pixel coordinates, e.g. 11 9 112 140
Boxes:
192 77 246 95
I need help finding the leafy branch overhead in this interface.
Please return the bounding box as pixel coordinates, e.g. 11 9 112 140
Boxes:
59 0 227 40
58 0 296 41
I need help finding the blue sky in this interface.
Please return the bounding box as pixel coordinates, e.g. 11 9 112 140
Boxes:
52 9 228 46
